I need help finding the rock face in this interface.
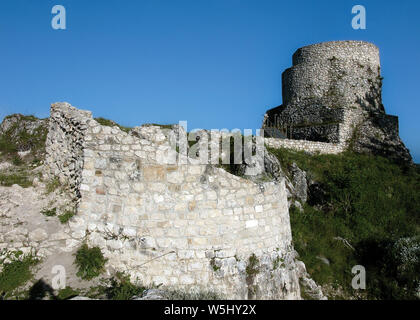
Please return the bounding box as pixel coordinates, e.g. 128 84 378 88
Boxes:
262 41 412 163
43 102 303 300
0 114 47 144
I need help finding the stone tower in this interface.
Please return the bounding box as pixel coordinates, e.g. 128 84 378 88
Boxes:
263 41 412 162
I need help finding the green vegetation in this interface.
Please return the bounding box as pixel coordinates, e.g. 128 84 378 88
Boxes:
41 207 57 217
142 123 174 129
94 117 131 133
246 253 260 276
56 286 80 300
164 289 222 300
272 256 284 270
84 272 145 300
0 114 47 188
58 209 75 224
45 177 61 194
268 147 420 299
210 257 221 272
102 272 145 300
74 244 107 280
0 115 47 165
0 250 40 299
0 169 33 188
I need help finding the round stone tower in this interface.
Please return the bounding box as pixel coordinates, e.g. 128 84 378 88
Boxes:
262 40 412 162
282 40 382 110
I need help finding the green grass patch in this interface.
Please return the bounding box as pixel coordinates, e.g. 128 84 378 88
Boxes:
94 117 131 133
0 170 32 188
269 147 420 299
41 207 57 217
142 123 174 129
45 177 61 194
0 115 47 165
246 253 260 276
0 251 40 299
103 272 145 300
74 244 107 280
57 286 80 300
58 210 75 224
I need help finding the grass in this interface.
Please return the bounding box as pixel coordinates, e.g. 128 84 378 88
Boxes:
246 253 260 276
0 170 33 188
0 251 40 299
0 115 47 165
45 177 61 194
0 114 47 188
102 272 145 300
94 117 131 133
74 244 107 280
84 272 145 300
164 289 222 300
58 209 75 224
272 256 284 270
268 147 420 299
57 286 80 300
142 123 174 129
41 207 57 217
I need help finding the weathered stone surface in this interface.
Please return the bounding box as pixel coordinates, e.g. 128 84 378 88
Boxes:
262 41 412 163
41 102 305 300
289 162 307 203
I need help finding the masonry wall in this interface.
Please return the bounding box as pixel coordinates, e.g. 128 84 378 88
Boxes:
46 103 301 299
265 137 345 154
283 41 381 108
45 103 91 200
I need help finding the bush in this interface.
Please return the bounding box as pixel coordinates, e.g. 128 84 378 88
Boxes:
103 272 145 300
269 147 420 299
74 244 107 280
57 286 80 300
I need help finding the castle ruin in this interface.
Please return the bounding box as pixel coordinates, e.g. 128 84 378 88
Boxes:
44 103 302 299
39 41 412 300
263 41 412 162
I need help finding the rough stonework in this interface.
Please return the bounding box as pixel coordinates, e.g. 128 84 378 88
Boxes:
44 102 304 299
263 41 412 162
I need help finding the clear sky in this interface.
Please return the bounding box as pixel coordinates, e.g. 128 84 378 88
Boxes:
0 0 419 162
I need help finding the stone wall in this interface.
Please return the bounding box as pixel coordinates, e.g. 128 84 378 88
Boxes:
283 41 381 108
262 40 412 162
45 103 91 200
265 137 345 154
45 102 302 299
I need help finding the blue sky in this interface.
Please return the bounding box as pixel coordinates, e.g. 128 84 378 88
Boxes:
0 0 419 161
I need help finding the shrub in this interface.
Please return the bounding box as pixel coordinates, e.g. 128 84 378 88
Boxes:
103 272 145 300
246 253 260 276
269 147 420 299
57 286 79 300
74 244 107 280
